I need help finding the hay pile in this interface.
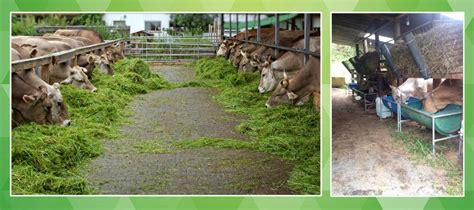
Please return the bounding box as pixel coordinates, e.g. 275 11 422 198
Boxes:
391 21 463 78
354 51 379 76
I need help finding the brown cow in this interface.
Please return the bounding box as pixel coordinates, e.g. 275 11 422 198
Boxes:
258 36 320 93
13 36 97 91
11 48 70 127
423 79 463 113
54 29 124 63
12 73 54 128
54 29 103 44
266 56 320 109
390 78 433 103
43 34 114 76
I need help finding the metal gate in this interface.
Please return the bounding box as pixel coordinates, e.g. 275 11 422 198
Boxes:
124 35 219 63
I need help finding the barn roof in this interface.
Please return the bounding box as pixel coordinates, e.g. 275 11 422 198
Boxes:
223 14 300 30
332 13 443 46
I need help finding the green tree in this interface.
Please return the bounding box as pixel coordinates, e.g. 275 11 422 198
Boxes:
170 14 216 35
71 14 105 26
331 43 356 62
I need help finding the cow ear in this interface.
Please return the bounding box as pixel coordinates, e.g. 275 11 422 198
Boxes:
266 55 272 62
29 48 38 58
53 82 61 89
287 91 298 100
87 55 94 64
22 95 36 104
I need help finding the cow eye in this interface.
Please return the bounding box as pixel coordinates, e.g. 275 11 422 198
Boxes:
57 101 62 107
262 74 266 77
44 105 52 112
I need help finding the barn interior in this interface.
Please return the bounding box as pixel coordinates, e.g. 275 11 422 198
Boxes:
331 13 464 196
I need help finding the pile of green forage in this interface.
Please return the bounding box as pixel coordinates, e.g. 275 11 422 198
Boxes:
191 57 320 194
11 58 169 194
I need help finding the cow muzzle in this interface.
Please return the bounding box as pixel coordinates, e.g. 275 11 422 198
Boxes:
62 119 71 127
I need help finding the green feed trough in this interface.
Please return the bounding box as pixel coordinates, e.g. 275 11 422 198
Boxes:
401 104 462 136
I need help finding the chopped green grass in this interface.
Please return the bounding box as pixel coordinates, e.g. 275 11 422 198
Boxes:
173 137 255 150
11 58 169 195
133 141 169 154
183 57 320 194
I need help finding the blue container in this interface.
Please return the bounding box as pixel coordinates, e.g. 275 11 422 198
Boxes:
348 83 358 90
382 96 422 120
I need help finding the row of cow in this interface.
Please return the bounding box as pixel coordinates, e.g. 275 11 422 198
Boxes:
216 29 321 109
389 78 463 113
11 29 125 128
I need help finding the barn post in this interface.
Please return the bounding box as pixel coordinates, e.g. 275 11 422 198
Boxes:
257 14 261 42
433 78 442 89
304 13 310 64
394 16 402 44
363 39 368 53
229 13 232 37
274 13 280 58
375 32 383 96
40 63 51 83
220 14 224 41
245 14 248 41
355 43 360 58
236 13 239 36
291 17 296 30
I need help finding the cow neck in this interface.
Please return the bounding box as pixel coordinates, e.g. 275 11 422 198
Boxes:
427 92 441 112
11 107 26 126
14 72 43 93
291 90 312 105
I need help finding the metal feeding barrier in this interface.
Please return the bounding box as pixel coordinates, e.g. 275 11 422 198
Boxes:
124 35 219 63
12 39 123 82
223 13 320 62
396 102 462 155
350 87 377 112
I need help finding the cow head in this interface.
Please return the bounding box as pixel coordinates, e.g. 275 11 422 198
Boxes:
390 85 408 103
239 51 257 72
93 54 114 75
258 63 277 93
422 92 438 113
12 43 39 60
61 66 97 92
48 83 71 126
216 40 230 56
105 46 124 63
19 44 38 58
12 82 54 127
265 73 299 108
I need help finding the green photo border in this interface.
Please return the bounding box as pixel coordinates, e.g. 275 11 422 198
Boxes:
1 0 473 209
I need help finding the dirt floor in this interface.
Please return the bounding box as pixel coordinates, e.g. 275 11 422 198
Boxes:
331 88 459 196
85 65 293 195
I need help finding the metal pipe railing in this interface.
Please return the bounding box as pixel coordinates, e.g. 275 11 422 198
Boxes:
12 39 122 72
